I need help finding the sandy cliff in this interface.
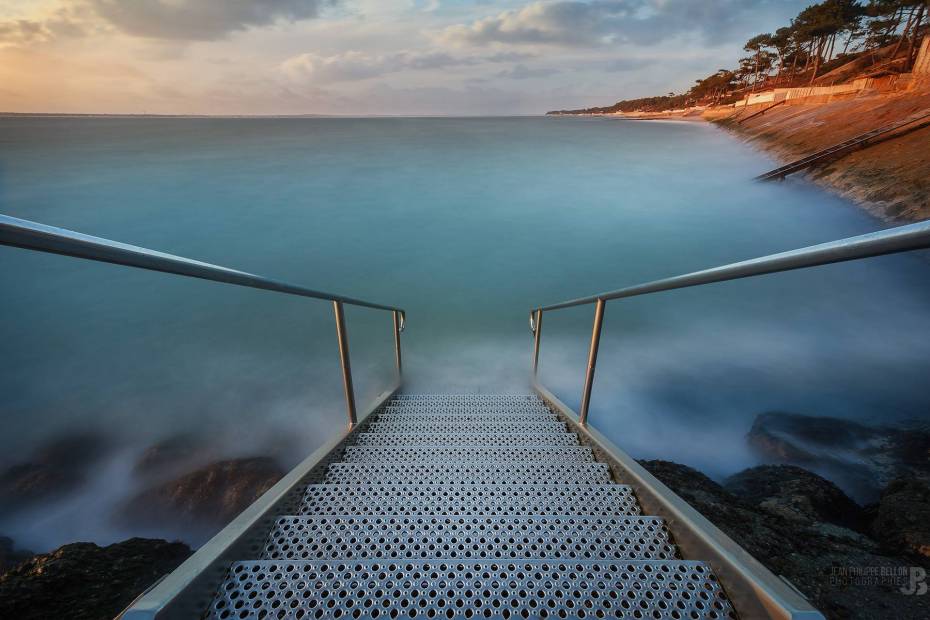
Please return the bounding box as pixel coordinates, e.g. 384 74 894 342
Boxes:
717 88 930 222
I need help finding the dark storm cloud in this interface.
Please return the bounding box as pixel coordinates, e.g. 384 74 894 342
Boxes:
89 0 336 41
441 0 810 48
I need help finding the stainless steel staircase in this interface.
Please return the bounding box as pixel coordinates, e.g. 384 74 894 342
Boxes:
203 394 737 620
10 214 930 619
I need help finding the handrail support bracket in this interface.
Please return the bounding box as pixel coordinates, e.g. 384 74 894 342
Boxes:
333 301 357 427
393 310 404 380
579 298 606 426
531 309 543 377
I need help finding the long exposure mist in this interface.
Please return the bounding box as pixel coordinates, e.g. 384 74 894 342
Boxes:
3 116 929 550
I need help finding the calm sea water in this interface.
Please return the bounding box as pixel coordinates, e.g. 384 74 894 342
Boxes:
2 116 929 549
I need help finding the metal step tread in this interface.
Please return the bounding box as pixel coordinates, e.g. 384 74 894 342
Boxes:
323 462 612 485
196 390 744 620
391 395 541 400
299 484 642 516
367 420 566 433
380 405 554 412
207 559 735 620
260 515 677 561
342 447 594 463
353 433 579 447
383 401 549 406
378 409 556 417
386 401 546 409
378 410 557 419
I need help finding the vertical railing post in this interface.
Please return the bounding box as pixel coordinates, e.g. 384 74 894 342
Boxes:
579 299 606 426
393 310 404 381
332 301 357 427
531 309 543 378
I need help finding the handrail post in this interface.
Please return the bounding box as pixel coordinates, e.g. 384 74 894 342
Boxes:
579 299 606 426
531 309 543 377
393 310 404 381
333 301 357 427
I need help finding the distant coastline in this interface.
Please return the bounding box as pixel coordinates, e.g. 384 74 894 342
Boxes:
0 112 336 119
549 91 930 224
545 2 930 222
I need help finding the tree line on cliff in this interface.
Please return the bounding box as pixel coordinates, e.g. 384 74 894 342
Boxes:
549 0 929 115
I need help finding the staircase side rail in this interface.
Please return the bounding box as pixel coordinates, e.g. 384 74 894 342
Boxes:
0 213 406 426
117 387 399 619
528 219 930 617
0 214 403 312
535 384 825 620
533 219 930 313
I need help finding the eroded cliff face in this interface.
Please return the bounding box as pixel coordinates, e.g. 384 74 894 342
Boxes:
718 89 930 223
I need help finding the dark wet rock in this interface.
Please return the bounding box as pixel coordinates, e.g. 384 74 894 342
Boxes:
133 433 206 479
121 457 284 531
747 412 930 500
0 432 111 515
0 536 33 574
869 478 930 559
640 459 930 620
725 465 864 529
639 460 803 566
0 537 190 620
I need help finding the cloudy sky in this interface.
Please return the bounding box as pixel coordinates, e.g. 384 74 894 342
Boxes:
0 0 810 115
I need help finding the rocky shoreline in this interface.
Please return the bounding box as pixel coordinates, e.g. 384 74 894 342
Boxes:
0 432 286 542
0 538 191 620
0 433 285 620
641 460 930 619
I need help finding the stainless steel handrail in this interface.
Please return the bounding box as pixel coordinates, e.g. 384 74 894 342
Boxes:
529 218 930 620
535 383 825 620
119 385 400 620
530 218 930 423
0 213 406 426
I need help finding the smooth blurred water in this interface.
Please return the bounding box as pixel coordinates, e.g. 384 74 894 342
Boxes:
1 116 929 549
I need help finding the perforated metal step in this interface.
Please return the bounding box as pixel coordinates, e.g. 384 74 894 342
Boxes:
367 420 566 433
341 447 595 463
323 462 611 485
376 411 557 420
197 393 740 620
207 559 736 620
299 485 641 516
391 395 541 402
376 413 558 424
354 433 579 447
261 515 677 561
379 408 556 417
384 400 551 411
